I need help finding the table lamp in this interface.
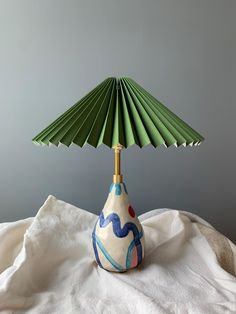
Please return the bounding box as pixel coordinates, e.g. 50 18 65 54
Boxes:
33 77 204 272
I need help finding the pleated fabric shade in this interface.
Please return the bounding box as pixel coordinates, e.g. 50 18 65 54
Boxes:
32 77 204 148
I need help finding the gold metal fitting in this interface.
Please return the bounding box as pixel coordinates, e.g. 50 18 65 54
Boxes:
113 144 123 183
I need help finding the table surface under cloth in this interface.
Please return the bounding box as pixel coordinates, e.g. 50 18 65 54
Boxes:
0 196 236 314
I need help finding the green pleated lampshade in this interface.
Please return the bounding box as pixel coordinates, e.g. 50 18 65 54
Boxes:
32 77 204 148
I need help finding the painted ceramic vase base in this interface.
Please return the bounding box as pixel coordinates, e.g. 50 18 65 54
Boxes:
92 182 144 272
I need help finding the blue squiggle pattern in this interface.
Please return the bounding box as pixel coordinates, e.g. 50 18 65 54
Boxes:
99 212 143 266
92 183 142 271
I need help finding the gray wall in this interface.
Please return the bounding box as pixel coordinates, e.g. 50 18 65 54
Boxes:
0 0 236 241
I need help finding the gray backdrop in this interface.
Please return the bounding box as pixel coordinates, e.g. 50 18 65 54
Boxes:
0 0 236 241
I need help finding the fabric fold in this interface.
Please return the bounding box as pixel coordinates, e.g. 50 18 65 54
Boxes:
0 196 235 313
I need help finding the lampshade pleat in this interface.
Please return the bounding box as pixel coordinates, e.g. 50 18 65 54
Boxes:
34 78 110 146
86 80 114 147
72 79 114 147
33 77 204 148
129 78 203 144
122 79 170 147
124 79 187 146
119 82 137 147
122 80 151 147
100 81 116 147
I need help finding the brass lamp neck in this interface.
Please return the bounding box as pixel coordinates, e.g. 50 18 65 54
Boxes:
113 144 123 183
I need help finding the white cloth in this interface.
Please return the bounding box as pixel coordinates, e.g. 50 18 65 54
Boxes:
0 195 236 314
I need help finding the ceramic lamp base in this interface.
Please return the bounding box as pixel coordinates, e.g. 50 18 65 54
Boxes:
92 182 144 272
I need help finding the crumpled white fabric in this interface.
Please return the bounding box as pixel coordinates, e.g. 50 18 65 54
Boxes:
0 195 236 314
